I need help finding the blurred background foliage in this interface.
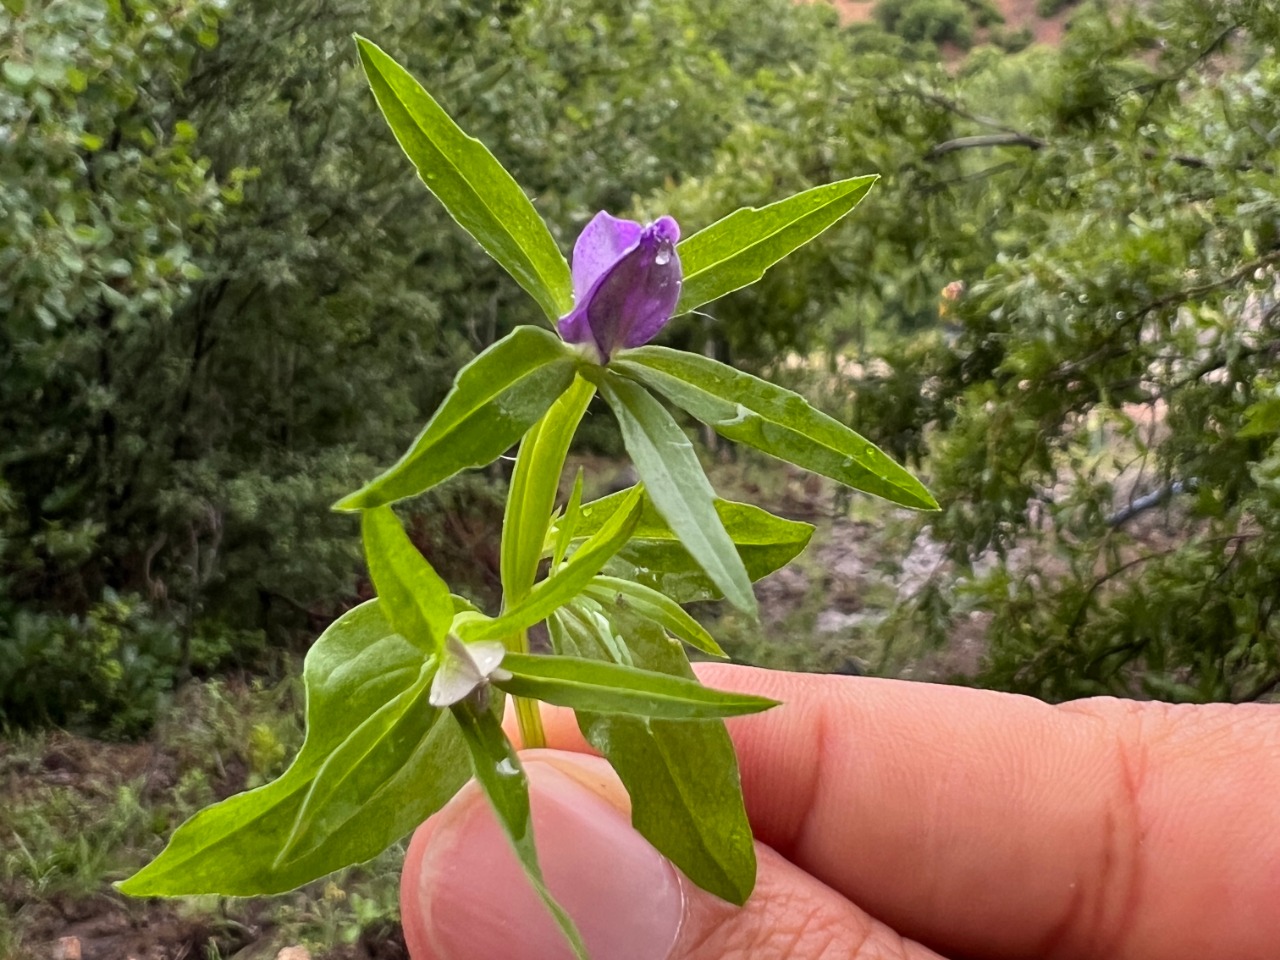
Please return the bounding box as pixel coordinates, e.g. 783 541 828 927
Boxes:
2 0 1279 741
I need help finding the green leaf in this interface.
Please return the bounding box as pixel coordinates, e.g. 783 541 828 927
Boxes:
552 468 585 569
118 602 470 896
615 348 937 510
501 376 596 604
550 602 757 904
599 373 757 614
582 575 725 657
277 659 436 864
500 378 593 753
355 37 572 322
1240 395 1280 438
561 596 635 666
675 175 877 315
557 488 813 602
497 652 773 717
451 594 483 615
3 61 34 88
459 485 644 643
452 702 588 960
362 506 453 654
336 326 578 510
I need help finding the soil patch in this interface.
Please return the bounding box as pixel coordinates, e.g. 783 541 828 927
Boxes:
819 0 1076 46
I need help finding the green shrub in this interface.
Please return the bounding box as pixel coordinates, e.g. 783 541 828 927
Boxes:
0 592 265 738
990 24 1035 52
963 0 1005 28
1036 0 1076 16
874 0 975 47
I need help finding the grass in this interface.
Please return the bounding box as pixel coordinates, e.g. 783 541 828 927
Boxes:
0 664 407 958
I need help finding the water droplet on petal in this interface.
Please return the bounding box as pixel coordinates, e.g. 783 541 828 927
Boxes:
654 243 672 266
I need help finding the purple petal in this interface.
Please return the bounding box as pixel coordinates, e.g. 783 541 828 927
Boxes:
559 214 682 360
557 298 596 348
570 211 644 302
648 215 680 248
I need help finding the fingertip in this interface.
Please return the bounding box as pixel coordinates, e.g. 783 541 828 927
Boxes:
401 782 467 960
525 700 596 754
400 753 677 960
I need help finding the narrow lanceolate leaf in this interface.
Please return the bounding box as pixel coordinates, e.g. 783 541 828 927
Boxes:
118 602 472 896
583 575 725 657
616 348 937 510
550 602 757 904
497 653 773 718
552 468 585 569
355 37 572 321
599 373 757 614
336 326 578 511
554 487 814 603
674 175 877 315
501 376 596 605
459 485 643 643
499 397 601 753
452 702 588 960
362 506 453 654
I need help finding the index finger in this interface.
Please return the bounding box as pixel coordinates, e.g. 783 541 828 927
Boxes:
539 663 1280 960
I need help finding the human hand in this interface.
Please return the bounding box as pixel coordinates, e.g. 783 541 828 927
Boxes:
399 664 1280 960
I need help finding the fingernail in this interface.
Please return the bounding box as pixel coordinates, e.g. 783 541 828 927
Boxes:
407 755 685 960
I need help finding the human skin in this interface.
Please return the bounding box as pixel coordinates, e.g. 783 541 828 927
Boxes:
400 664 1280 960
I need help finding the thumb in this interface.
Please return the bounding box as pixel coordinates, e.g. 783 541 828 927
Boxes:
400 750 945 960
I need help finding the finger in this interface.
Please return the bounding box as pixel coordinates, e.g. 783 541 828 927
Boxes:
401 750 952 960
629 665 1280 960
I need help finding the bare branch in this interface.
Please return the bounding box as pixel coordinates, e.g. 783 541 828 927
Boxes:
924 160 1021 193
925 132 1048 159
924 136 1272 175
904 87 1024 135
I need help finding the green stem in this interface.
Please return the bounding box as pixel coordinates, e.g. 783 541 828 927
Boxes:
514 678 547 747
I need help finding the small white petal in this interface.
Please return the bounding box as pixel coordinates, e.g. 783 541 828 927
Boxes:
428 636 510 707
429 655 482 707
468 640 508 678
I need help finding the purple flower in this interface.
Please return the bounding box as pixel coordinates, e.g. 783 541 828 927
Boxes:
558 212 682 361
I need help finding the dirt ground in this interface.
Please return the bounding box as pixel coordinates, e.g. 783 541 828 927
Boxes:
819 0 1075 45
746 510 985 676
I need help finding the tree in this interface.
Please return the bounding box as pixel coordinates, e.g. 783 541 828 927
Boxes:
829 0 1280 701
1 0 231 612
